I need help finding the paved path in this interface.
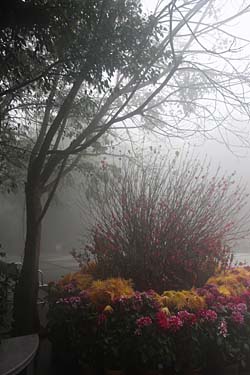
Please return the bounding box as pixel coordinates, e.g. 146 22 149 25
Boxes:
5 254 78 283
5 252 250 284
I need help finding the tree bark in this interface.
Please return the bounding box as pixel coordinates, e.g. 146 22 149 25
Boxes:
13 174 42 335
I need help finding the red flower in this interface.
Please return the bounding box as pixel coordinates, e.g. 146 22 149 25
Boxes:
156 311 169 330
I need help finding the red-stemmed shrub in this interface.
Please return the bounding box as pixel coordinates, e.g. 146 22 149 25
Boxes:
78 151 250 292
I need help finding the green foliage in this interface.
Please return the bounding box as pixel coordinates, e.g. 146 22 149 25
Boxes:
0 0 155 97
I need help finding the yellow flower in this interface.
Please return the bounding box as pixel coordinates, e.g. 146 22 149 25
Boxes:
161 307 170 316
87 278 134 306
206 266 250 297
161 296 171 307
217 286 231 296
104 305 114 313
160 290 205 312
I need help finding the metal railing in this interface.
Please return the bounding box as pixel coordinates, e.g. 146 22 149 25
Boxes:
14 262 47 287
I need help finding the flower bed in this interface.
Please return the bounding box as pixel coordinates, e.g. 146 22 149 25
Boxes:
47 267 250 374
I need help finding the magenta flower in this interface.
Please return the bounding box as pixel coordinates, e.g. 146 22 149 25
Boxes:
231 311 244 325
235 303 247 314
177 310 197 326
168 316 183 332
136 316 153 328
69 296 81 304
156 311 169 330
156 312 183 332
199 309 218 322
63 280 77 292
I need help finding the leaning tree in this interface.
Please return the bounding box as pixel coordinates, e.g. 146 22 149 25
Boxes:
2 0 250 334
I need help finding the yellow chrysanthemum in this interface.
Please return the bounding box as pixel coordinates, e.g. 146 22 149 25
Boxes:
206 266 250 297
160 290 205 311
87 278 134 306
103 305 114 313
161 307 171 316
217 286 231 296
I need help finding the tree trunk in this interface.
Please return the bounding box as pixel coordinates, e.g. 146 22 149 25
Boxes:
13 176 42 335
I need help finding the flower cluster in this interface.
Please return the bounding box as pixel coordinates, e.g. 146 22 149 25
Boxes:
136 316 153 328
161 290 205 311
198 309 218 322
207 267 250 297
177 310 197 326
48 266 250 372
85 278 134 307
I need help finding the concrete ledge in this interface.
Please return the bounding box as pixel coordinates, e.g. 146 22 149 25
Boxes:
0 334 39 375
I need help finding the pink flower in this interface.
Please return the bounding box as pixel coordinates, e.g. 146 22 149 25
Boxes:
199 309 218 322
178 310 197 326
136 316 153 328
156 311 183 332
63 281 77 292
231 311 244 325
168 316 183 332
218 319 228 338
69 296 81 304
235 303 247 314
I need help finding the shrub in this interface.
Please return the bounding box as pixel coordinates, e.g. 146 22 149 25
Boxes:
0 250 19 338
80 151 250 292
